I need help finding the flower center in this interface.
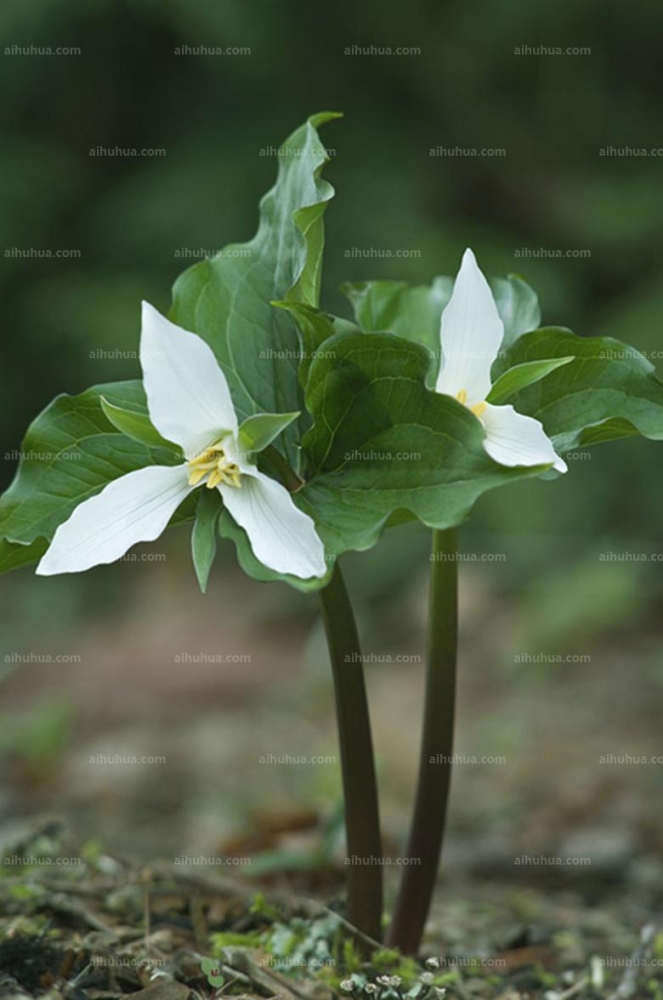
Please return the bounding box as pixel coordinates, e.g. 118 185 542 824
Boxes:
188 443 242 490
456 389 487 419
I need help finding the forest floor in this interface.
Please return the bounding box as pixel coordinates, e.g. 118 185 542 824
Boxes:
1 821 662 1000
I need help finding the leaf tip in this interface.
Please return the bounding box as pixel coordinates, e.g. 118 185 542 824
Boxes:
308 111 344 127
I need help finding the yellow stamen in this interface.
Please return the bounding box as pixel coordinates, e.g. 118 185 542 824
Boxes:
206 468 223 490
188 442 242 490
456 389 487 420
188 467 209 487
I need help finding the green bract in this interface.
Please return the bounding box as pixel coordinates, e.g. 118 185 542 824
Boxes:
2 113 663 590
238 412 301 455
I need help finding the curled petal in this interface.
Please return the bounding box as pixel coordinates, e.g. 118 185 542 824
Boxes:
481 403 567 473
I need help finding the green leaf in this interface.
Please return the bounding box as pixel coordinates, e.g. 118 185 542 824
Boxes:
298 332 550 561
341 273 541 383
238 412 300 454
272 300 361 387
191 489 221 593
201 957 225 988
579 418 641 446
170 112 341 470
0 538 48 573
490 274 542 349
0 381 189 573
487 356 574 405
100 396 178 451
341 276 453 368
494 327 663 451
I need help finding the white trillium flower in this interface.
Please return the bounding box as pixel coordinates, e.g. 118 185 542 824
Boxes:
436 248 567 474
36 303 327 580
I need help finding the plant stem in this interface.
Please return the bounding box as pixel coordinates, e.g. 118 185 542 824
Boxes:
263 445 303 492
319 562 383 947
386 527 459 955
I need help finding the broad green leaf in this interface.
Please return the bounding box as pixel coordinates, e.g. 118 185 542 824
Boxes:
487 357 574 405
191 489 221 593
341 273 541 383
100 397 178 452
238 412 300 454
341 277 453 366
494 328 663 451
0 538 48 573
491 274 542 349
0 381 190 567
170 112 341 470
297 332 550 560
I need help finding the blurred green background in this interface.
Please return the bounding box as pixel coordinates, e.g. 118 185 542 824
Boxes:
1 0 663 888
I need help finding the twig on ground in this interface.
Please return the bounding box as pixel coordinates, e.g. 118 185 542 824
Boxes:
607 923 656 1000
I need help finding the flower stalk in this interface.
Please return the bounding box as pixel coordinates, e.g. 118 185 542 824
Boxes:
319 563 383 947
386 528 459 954
263 444 303 492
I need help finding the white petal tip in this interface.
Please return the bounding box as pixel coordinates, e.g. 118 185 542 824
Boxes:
141 300 159 326
271 546 328 581
300 558 328 581
35 556 76 577
35 550 63 576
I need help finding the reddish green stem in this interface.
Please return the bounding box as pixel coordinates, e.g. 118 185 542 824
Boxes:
319 563 383 947
386 528 458 954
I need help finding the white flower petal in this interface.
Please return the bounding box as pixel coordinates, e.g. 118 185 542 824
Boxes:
481 403 567 473
435 248 504 405
141 301 238 458
219 470 327 580
36 465 194 576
